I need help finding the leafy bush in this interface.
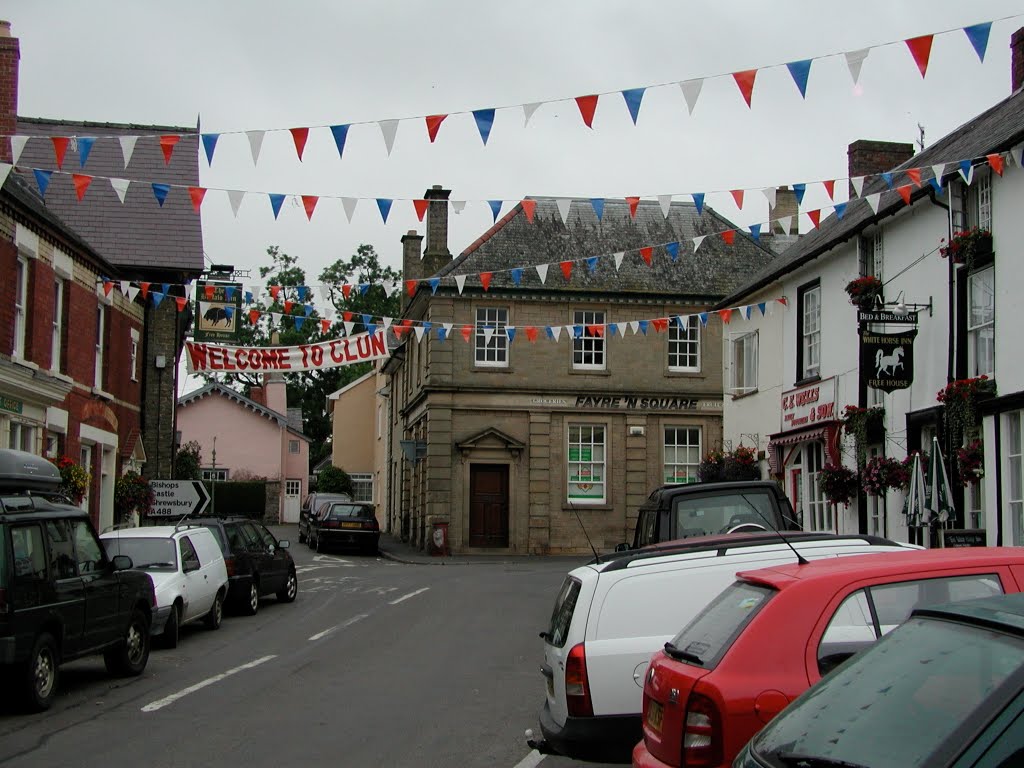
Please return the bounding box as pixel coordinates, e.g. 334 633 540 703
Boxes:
317 465 353 495
174 440 202 481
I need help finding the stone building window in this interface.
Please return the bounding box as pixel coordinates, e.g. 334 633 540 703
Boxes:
568 424 605 504
668 318 700 372
475 307 508 367
572 310 605 370
663 427 701 484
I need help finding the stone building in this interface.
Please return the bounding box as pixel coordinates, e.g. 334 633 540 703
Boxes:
384 187 780 555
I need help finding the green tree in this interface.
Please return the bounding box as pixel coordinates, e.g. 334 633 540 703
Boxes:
316 465 353 495
174 441 202 481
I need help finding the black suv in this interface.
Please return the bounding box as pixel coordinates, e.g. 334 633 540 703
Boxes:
0 449 155 711
188 516 297 615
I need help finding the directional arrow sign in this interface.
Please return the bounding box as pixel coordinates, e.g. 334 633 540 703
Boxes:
149 480 211 518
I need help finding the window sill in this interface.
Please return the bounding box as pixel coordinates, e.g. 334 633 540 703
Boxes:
729 389 760 400
472 365 512 373
11 356 38 371
91 387 114 401
569 367 610 376
562 503 612 512
50 370 73 384
667 369 704 378
794 374 821 388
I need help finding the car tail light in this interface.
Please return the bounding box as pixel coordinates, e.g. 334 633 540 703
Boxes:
322 521 339 529
224 556 235 577
682 693 723 767
362 520 378 530
565 643 593 717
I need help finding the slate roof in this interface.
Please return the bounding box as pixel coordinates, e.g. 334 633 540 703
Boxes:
438 197 779 301
15 117 204 276
716 87 1024 309
178 382 310 441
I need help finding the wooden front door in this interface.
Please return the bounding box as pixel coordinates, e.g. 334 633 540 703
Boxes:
469 464 509 548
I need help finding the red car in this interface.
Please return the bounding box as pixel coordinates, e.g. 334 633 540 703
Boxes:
634 547 1024 768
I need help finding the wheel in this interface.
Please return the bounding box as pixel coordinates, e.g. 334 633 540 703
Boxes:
314 533 322 553
104 608 151 677
277 570 298 603
204 592 224 630
298 528 306 544
241 580 260 616
23 632 59 712
159 603 180 649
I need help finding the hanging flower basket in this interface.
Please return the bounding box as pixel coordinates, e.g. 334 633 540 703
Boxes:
940 227 993 270
48 456 90 505
844 276 883 310
841 405 886 467
114 471 156 524
817 463 859 507
697 446 761 483
956 439 984 486
697 450 725 483
937 375 994 440
861 456 911 496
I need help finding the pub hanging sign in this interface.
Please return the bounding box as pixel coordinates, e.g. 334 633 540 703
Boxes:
860 328 917 392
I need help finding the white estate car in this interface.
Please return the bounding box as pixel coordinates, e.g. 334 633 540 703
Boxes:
100 525 229 648
529 530 918 762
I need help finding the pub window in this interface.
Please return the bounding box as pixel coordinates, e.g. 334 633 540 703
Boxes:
968 266 995 379
475 307 509 367
796 282 821 382
568 424 606 504
668 318 700 372
728 330 758 394
663 427 701 484
572 310 605 370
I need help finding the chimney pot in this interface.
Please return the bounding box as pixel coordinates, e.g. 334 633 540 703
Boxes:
0 21 11 37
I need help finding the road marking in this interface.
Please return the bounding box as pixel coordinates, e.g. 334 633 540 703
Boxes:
389 587 430 605
142 655 276 712
512 750 545 768
308 613 369 641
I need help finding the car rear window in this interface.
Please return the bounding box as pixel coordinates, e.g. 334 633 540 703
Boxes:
325 504 372 520
666 581 774 668
546 576 582 649
753 616 1024 768
672 490 779 538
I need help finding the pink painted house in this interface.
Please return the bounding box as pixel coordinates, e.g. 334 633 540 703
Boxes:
176 374 310 522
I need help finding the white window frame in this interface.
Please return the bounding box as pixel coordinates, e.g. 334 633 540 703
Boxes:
567 424 606 504
968 266 995 379
14 255 29 360
350 472 374 503
474 306 509 368
94 304 106 390
668 319 700 372
8 420 36 453
801 286 821 380
129 327 139 381
1008 411 1024 546
50 278 66 374
285 479 302 496
572 310 606 370
968 169 993 231
663 427 701 485
805 442 831 532
728 330 758 394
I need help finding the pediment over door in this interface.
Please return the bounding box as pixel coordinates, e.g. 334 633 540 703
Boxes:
455 427 526 460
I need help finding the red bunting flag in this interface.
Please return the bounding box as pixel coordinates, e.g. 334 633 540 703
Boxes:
525 326 538 342
777 296 788 306
175 296 188 312
413 199 429 221
730 189 745 209
732 69 758 108
301 195 318 221
575 95 599 128
290 127 309 160
139 282 150 299
393 323 408 339
905 35 933 78
249 309 261 325
640 247 653 266
342 285 352 300
270 285 281 300
807 210 821 229
283 300 294 314
460 325 473 343
987 154 1005 176
560 261 573 281
722 230 736 245
425 115 447 143
102 279 113 296
159 135 180 164
71 173 92 201
204 284 216 300
823 179 836 200
906 168 922 187
406 279 418 297
188 186 207 212
897 185 912 205
51 137 70 170
343 311 353 322
651 318 668 333
320 319 331 334
480 272 493 291
718 309 732 324
521 199 536 223
626 196 640 218
586 324 605 338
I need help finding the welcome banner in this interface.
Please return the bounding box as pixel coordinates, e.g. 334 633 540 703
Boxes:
185 333 389 374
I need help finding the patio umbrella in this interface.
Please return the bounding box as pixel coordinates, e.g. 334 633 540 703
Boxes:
926 436 956 528
905 452 926 530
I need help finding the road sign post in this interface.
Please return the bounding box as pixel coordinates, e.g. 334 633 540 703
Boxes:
149 480 211 518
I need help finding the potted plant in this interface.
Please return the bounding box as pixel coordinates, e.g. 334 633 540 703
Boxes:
723 445 761 481
114 471 155 525
698 449 725 483
48 456 90 505
937 375 994 440
841 405 886 467
844 276 883 310
956 439 985 486
861 455 911 496
817 463 859 507
939 227 993 270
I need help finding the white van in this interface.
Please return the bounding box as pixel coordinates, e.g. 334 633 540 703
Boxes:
529 531 917 762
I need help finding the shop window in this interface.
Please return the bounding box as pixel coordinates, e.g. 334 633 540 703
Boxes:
728 330 758 394
668 319 700 372
572 310 605 370
475 307 509 367
350 473 373 502
568 424 606 504
663 427 701 484
796 282 821 382
968 266 994 379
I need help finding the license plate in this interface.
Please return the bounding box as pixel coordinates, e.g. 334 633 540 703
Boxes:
647 700 663 732
341 522 360 529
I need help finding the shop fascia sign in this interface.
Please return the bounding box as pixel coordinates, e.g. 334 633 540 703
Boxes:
529 394 723 411
780 377 837 432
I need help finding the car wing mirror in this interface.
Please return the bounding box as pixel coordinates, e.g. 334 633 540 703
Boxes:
111 554 133 571
278 540 290 549
614 542 630 552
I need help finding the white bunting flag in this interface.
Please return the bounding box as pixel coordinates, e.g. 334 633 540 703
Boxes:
740 305 751 320
246 130 265 165
120 280 131 296
342 197 357 223
658 195 672 218
959 164 975 185
114 135 137 168
127 285 140 303
535 264 549 284
381 282 396 298
613 251 625 270
344 321 356 336
676 315 689 330
0 162 11 189
931 164 946 189
227 189 245 217
850 176 865 198
776 215 792 235
272 313 283 326
556 198 572 224
110 178 130 203
865 192 881 214
454 274 467 294
413 325 426 342
762 187 777 208
629 321 640 335
609 322 622 336
549 326 562 342
442 323 454 339
452 200 467 214
248 285 262 303
381 317 393 329
523 102 542 126
1010 144 1024 168
564 325 574 339
693 235 707 252
845 48 869 85
11 136 28 166
483 327 495 345
679 78 703 115
379 119 399 156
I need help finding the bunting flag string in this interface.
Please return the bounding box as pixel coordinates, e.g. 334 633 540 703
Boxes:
0 17 1011 169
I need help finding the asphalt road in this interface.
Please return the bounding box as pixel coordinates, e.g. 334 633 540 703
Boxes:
0 538 625 768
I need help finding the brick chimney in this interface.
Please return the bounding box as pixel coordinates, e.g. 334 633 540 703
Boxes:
1012 28 1024 92
770 187 799 235
423 185 453 269
847 140 915 197
263 372 287 415
401 229 423 312
0 21 19 164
